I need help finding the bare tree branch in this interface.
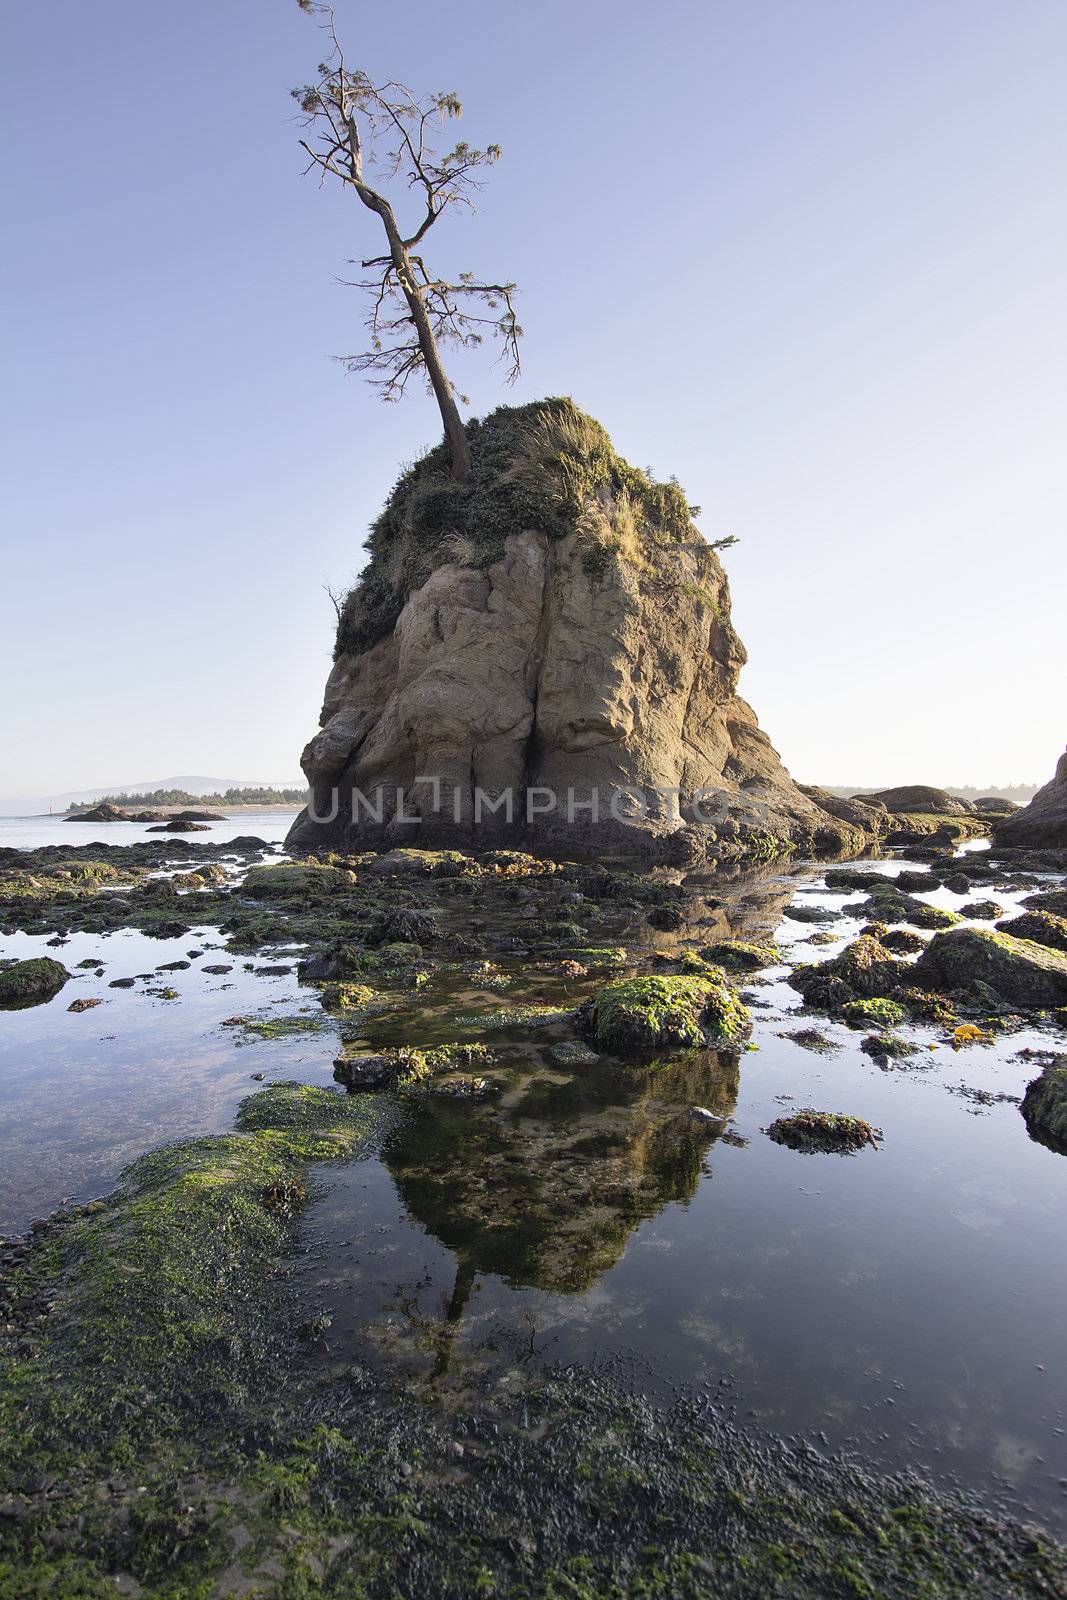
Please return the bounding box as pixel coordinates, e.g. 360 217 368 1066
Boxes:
293 0 521 483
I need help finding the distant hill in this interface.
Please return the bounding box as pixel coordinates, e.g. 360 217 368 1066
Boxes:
66 785 307 811
825 783 1038 804
0 776 305 817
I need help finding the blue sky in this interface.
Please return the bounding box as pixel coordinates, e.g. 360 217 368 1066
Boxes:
2 0 1064 797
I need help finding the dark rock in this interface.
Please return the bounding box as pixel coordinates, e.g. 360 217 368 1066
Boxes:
995 750 1067 848
852 785 975 816
915 927 1067 1009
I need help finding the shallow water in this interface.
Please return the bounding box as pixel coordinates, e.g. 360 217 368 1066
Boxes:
0 808 298 852
2 826 1066 1533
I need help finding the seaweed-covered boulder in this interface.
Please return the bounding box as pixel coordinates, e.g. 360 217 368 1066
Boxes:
851 885 961 930
767 1110 881 1153
788 937 908 1007
852 785 974 816
699 940 780 972
995 748 1067 848
915 927 1067 1009
996 909 1067 953
243 863 356 899
286 401 878 865
577 974 750 1051
1021 888 1067 919
0 956 70 1007
1020 1060 1067 1151
840 998 907 1030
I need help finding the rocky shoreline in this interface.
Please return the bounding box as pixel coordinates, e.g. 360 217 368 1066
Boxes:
2 819 1067 1591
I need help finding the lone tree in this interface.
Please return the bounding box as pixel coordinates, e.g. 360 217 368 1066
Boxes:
293 1 521 483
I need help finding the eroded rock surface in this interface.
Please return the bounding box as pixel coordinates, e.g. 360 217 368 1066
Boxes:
288 402 877 865
995 747 1067 848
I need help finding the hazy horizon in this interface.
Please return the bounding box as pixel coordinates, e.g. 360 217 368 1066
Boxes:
3 0 1064 794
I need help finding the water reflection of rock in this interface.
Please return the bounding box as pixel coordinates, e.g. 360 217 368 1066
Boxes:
385 1049 740 1298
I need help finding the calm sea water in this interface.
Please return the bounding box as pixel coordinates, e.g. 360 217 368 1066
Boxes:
1 819 1065 1533
0 809 298 851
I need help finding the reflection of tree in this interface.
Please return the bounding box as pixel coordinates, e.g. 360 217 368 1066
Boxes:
385 1050 740 1296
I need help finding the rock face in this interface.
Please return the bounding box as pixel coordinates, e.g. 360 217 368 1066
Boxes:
995 748 1067 847
915 927 1067 1008
851 785 974 816
288 401 873 864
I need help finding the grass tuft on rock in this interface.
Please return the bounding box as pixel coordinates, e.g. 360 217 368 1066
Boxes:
334 397 701 657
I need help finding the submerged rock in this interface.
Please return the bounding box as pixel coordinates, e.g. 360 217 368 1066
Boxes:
0 957 69 1007
577 973 750 1051
1020 1060 1067 1151
915 927 1067 1009
287 401 878 865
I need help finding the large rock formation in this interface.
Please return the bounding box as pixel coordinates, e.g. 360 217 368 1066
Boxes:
288 401 878 864
994 748 1067 848
850 785 974 816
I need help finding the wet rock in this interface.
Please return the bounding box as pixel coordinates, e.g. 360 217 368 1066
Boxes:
881 928 926 954
766 1110 882 1152
108 977 137 988
840 998 907 1030
65 803 132 822
960 900 1005 920
1020 1060 1067 1150
201 964 233 975
995 747 1067 847
915 927 1067 1009
997 909 1067 953
860 1033 916 1064
66 997 103 1013
547 1041 599 1067
576 974 750 1051
0 957 69 1008
780 1028 838 1053
854 785 974 816
788 937 907 1007
333 1052 404 1091
699 940 780 971
782 903 842 923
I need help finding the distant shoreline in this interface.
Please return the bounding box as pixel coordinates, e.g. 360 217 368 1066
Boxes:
32 803 305 820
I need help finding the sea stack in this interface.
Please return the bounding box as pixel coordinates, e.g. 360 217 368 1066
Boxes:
287 400 878 864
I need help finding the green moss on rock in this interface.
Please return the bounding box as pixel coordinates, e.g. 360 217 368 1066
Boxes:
0 956 69 1008
1020 1061 1067 1151
699 939 780 972
915 927 1067 1009
841 998 908 1031
767 1110 882 1153
579 973 750 1051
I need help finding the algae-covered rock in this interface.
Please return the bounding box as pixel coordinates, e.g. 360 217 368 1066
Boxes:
998 909 1067 953
699 939 780 972
788 937 907 1008
767 1109 881 1153
915 927 1067 1010
841 998 907 1031
578 973 750 1051
243 861 355 898
0 956 70 1007
1020 1060 1067 1150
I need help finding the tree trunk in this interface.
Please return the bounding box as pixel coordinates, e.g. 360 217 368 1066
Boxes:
392 242 472 484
